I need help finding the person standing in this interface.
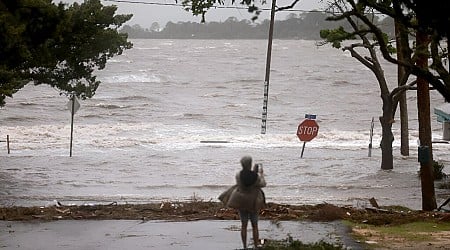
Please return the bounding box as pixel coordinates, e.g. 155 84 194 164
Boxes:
222 156 266 249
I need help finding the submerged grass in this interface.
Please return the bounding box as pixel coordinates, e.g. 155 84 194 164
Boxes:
261 238 344 250
347 221 450 248
373 222 450 240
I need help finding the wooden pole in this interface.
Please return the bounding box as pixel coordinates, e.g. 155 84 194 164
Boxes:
7 135 10 154
395 20 410 156
261 0 276 134
416 29 436 211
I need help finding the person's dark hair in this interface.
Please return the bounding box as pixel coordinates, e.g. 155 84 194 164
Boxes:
240 156 252 170
239 156 257 186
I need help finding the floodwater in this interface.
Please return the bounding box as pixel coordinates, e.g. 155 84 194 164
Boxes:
1 39 449 209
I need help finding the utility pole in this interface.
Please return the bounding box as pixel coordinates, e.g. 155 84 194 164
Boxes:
395 21 410 156
261 0 276 134
416 29 437 211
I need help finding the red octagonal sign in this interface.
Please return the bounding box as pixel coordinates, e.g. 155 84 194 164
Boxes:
297 119 319 142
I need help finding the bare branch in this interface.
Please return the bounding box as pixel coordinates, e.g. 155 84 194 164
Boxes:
275 0 301 12
391 80 417 103
430 39 450 89
343 44 374 70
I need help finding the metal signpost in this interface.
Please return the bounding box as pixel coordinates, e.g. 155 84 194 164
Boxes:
296 114 319 158
67 94 80 157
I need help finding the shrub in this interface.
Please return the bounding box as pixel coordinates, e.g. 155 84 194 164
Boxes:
418 160 446 181
261 237 344 250
433 160 447 180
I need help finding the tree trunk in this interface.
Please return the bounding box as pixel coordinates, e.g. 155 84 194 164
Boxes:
399 89 409 155
380 94 394 170
395 21 410 156
416 30 437 211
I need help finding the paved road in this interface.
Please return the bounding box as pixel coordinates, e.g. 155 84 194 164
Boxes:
1 220 363 249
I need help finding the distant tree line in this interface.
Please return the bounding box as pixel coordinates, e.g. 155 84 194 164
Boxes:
121 11 394 40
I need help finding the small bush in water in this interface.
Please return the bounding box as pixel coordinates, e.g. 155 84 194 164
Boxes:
418 160 446 181
433 160 447 180
261 237 344 250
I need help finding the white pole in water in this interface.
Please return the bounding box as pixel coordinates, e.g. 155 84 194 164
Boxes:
261 0 276 134
368 117 374 157
70 94 75 157
1 135 10 154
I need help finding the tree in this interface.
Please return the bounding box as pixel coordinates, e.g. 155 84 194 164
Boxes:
339 0 446 211
0 0 132 107
318 0 441 211
319 1 415 170
285 13 298 20
357 0 450 102
150 22 160 32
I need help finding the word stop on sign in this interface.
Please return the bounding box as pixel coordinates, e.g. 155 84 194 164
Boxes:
296 119 319 142
297 126 318 135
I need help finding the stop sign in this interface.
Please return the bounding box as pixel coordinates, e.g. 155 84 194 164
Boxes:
297 119 319 142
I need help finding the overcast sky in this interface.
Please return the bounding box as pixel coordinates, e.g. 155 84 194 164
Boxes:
58 0 325 28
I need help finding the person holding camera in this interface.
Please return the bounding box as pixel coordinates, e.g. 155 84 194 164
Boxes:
221 156 266 249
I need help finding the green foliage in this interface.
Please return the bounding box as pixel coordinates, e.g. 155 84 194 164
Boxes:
0 0 132 106
320 26 355 49
438 181 450 189
376 32 396 54
0 0 59 106
261 237 344 250
182 0 262 22
181 0 222 22
418 160 447 181
393 0 450 39
358 0 450 101
433 160 447 181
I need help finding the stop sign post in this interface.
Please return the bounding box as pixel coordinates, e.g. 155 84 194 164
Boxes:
297 116 319 158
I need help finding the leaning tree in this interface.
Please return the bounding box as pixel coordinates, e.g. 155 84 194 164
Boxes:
319 0 417 170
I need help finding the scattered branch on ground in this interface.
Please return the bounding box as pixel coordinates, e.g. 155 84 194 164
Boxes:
2 201 450 225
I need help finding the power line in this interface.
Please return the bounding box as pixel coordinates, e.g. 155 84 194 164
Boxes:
104 0 325 13
105 0 183 8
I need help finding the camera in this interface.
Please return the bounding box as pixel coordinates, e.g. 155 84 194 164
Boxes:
253 163 262 173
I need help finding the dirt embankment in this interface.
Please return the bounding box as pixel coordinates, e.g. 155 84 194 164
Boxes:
2 201 450 225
